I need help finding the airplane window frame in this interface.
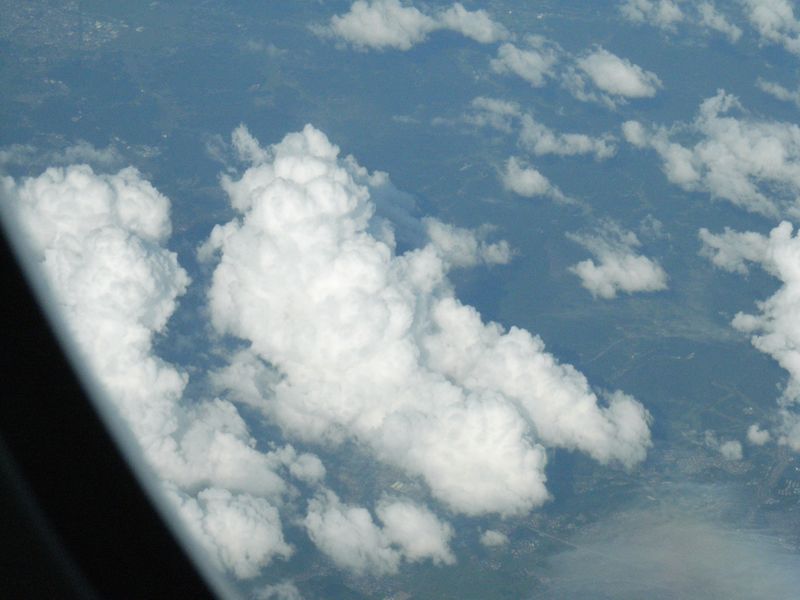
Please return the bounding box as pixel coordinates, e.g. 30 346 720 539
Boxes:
0 218 225 599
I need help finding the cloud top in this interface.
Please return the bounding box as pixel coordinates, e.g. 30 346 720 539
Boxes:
204 124 652 517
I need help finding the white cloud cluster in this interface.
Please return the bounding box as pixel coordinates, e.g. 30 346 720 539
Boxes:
490 36 560 87
567 221 669 299
204 125 652 518
1 164 323 579
619 1 742 42
168 486 291 579
304 490 454 575
501 156 566 202
320 0 508 51
564 47 663 108
619 0 684 30
624 90 800 218
744 0 800 54
700 221 800 450
466 97 617 160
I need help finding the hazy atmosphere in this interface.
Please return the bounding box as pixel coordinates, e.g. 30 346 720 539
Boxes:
2 1 800 598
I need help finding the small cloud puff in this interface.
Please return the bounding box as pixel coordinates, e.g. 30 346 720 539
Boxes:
747 424 771 446
490 36 560 87
253 581 304 600
568 221 668 299
480 529 509 547
565 47 663 108
704 431 743 461
466 96 616 161
488 36 662 110
425 218 512 268
304 490 454 575
501 156 567 201
319 0 508 51
519 113 617 160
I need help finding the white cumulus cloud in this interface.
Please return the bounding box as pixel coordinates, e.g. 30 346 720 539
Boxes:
565 47 662 108
480 529 509 547
1 164 319 579
623 90 800 218
304 490 454 575
700 221 800 450
501 156 567 202
203 125 652 518
747 424 772 445
168 486 292 579
743 0 800 55
568 221 669 299
437 2 509 44
704 430 743 461
719 440 744 460
376 498 456 565
319 0 508 51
